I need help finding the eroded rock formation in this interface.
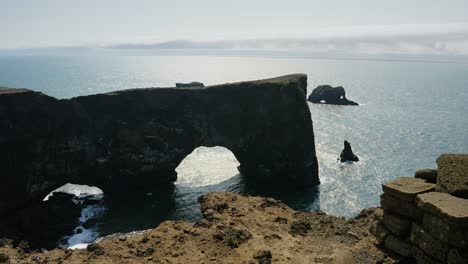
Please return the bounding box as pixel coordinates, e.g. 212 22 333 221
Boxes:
340 140 359 162
308 85 358 105
0 74 318 215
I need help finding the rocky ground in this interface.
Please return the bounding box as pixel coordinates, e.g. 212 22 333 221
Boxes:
0 192 403 264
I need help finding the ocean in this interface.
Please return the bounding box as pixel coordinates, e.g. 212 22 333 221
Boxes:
1 55 467 248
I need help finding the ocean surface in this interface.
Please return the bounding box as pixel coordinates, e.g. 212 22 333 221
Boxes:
1 55 467 248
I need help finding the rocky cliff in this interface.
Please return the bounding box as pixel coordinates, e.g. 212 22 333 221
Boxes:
0 74 318 215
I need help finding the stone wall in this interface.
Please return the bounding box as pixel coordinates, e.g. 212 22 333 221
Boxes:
371 154 468 264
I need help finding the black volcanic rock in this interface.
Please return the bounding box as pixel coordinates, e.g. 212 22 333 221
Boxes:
0 192 81 249
0 74 319 216
340 140 359 162
175 82 204 88
308 85 358 105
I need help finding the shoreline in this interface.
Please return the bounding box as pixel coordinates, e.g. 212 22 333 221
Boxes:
0 192 397 264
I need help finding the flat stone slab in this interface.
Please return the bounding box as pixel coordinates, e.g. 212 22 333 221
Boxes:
416 192 468 226
436 154 468 198
382 177 435 201
381 193 423 221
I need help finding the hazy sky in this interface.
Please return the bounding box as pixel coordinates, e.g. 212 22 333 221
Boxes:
2 0 468 59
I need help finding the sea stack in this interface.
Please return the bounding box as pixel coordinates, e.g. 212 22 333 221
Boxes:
340 140 359 162
308 85 358 105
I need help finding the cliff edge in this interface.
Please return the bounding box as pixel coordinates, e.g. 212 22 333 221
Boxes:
0 192 397 264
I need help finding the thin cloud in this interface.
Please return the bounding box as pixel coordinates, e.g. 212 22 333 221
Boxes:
105 23 468 56
3 24 468 59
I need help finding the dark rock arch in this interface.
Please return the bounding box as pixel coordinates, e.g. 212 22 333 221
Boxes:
308 85 358 105
0 74 318 215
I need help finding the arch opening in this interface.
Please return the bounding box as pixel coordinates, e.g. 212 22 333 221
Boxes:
43 183 103 201
175 146 241 187
42 183 106 249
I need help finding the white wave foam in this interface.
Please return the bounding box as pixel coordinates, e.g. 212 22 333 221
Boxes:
43 183 103 201
68 243 89 250
62 204 107 249
43 184 107 249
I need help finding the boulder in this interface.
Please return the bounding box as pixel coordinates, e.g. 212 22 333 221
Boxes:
435 154 468 198
415 169 437 183
339 140 359 162
0 74 319 215
175 82 204 88
307 85 358 105
382 177 435 202
416 192 468 226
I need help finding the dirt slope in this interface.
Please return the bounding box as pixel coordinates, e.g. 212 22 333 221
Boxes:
0 192 401 264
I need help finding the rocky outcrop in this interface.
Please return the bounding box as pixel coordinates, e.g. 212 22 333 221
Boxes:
0 74 318 215
175 82 205 88
0 192 82 249
340 140 359 162
371 154 468 263
307 85 358 105
0 192 400 263
435 154 468 198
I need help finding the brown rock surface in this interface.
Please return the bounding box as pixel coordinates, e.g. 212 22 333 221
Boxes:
382 177 435 201
416 192 468 226
422 213 467 248
381 193 423 221
0 192 402 264
436 154 468 198
410 223 449 262
382 212 411 237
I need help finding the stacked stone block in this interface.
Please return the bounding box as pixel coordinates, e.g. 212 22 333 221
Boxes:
371 154 468 264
